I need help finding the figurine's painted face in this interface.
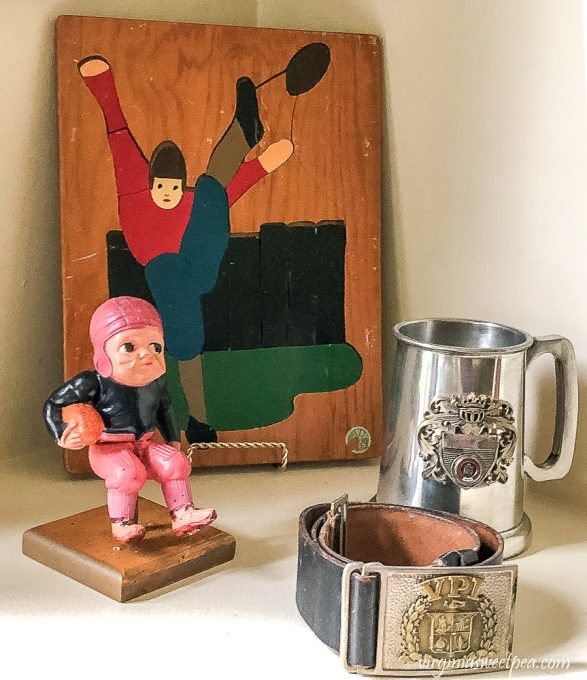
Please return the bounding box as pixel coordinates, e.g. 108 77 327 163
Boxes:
105 326 166 387
150 177 183 209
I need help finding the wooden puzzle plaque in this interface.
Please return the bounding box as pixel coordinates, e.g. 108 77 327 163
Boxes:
56 15 382 473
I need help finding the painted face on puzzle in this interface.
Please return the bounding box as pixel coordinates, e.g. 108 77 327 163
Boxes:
150 177 183 209
105 327 166 387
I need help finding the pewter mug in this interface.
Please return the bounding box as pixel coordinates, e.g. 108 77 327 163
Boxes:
376 319 578 557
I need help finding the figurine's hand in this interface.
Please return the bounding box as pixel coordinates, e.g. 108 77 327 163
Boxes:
57 423 86 450
170 441 181 451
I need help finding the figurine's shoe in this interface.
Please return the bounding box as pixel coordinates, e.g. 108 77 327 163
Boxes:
111 521 146 544
171 505 217 537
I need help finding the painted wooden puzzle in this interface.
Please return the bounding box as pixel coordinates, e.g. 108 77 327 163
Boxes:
56 15 382 472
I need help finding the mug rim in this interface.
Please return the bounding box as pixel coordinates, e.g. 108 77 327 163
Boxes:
394 318 534 355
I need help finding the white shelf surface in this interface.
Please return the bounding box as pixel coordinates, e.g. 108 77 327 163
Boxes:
0 450 585 679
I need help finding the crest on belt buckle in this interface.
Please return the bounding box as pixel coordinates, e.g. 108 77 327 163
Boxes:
417 393 516 488
399 574 497 664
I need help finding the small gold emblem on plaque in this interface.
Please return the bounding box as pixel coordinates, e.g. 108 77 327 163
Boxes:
399 574 497 664
345 426 372 454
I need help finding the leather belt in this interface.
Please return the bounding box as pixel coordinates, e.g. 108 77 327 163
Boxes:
296 496 517 676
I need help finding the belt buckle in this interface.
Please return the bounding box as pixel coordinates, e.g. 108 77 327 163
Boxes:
341 562 517 676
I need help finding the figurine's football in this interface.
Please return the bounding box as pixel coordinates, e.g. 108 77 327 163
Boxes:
62 403 104 446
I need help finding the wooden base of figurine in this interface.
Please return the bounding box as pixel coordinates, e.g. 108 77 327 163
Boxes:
22 497 236 602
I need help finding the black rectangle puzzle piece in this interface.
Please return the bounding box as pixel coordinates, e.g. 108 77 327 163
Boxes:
227 235 262 351
314 221 346 344
259 223 289 348
287 223 320 346
106 231 154 305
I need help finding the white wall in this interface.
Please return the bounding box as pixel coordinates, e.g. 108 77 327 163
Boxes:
2 0 585 508
257 0 587 507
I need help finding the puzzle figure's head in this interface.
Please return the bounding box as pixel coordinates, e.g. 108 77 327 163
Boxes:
149 140 186 209
90 297 166 387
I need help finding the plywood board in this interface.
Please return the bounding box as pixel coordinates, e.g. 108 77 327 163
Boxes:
56 15 382 472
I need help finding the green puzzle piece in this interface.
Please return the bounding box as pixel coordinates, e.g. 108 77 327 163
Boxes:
201 343 362 431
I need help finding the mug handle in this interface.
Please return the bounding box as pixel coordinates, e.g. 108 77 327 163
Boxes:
524 335 578 481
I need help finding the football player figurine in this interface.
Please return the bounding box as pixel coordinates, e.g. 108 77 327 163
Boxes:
43 296 216 544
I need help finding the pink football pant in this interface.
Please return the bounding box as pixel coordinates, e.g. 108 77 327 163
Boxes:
89 433 192 521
